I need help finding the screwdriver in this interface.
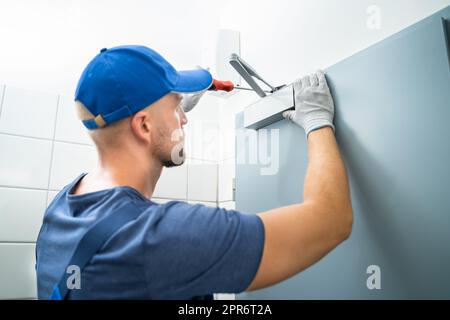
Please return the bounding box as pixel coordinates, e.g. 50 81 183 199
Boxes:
208 79 272 93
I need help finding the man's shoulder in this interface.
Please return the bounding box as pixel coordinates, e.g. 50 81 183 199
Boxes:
148 200 223 216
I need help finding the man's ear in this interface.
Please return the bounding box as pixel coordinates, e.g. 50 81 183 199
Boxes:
130 110 152 144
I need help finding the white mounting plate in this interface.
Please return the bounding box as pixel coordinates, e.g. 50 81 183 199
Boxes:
243 84 294 129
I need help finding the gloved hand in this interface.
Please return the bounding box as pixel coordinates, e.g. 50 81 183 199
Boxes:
282 70 335 137
181 89 207 113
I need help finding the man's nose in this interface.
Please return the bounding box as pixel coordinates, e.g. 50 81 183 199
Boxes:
180 107 188 126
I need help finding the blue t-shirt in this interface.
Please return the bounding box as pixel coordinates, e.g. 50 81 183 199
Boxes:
36 173 265 300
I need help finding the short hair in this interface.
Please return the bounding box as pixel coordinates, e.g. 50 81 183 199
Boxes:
75 101 129 149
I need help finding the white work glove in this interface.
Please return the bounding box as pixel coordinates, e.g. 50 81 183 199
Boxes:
282 70 335 137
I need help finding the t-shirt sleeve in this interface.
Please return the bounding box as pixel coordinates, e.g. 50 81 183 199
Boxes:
141 201 265 299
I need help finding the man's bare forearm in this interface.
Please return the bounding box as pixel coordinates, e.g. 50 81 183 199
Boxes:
304 127 353 235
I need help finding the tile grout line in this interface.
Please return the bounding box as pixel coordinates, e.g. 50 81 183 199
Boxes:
1 165 224 197
154 197 217 203
186 157 218 163
45 95 60 204
185 162 189 201
0 241 36 245
0 131 94 146
216 162 219 206
0 133 224 162
186 158 221 204
0 185 60 192
0 85 6 120
0 129 220 159
0 186 217 203
217 157 236 204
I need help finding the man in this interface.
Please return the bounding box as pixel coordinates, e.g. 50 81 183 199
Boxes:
36 45 353 299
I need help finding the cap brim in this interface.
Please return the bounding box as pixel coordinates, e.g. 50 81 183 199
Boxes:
172 69 213 93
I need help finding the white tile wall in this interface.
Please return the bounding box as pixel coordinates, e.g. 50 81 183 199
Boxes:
54 95 92 145
0 85 5 116
0 243 37 299
153 165 188 200
188 200 217 207
218 91 259 160
218 127 236 161
185 118 220 162
213 29 241 84
152 198 217 208
0 134 53 189
151 197 183 204
188 93 221 124
46 190 60 207
184 93 221 162
0 86 58 139
49 141 97 190
218 159 235 202
0 85 96 299
218 201 236 210
187 160 218 202
0 187 47 242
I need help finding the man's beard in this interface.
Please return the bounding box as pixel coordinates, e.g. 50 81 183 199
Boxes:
155 126 186 168
161 146 185 167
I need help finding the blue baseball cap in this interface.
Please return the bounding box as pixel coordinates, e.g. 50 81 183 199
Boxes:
75 45 213 130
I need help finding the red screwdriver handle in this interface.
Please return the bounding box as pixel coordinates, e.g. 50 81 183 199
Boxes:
208 79 234 92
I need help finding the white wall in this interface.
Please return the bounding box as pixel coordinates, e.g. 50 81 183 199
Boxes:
214 0 450 86
0 86 96 299
0 0 218 96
